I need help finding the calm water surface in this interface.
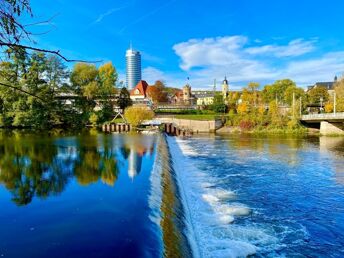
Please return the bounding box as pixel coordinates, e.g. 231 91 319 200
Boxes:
0 131 165 258
1 131 344 258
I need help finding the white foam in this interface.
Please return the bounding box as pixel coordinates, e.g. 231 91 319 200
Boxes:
168 136 278 258
148 136 162 226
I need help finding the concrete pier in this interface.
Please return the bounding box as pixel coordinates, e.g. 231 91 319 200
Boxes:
320 121 344 135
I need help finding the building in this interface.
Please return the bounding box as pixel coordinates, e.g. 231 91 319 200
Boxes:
183 83 192 104
130 80 148 101
126 47 141 89
222 77 229 101
307 76 337 97
129 80 153 106
170 90 184 104
193 91 215 106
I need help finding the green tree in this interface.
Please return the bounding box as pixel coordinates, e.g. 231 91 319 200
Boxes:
307 86 329 104
98 62 117 94
211 93 226 113
262 79 296 104
117 87 132 111
284 85 306 106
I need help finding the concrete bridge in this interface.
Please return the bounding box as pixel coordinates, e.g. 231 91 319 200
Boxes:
301 113 344 135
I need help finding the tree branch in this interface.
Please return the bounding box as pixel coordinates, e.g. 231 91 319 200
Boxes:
0 81 46 102
0 42 102 63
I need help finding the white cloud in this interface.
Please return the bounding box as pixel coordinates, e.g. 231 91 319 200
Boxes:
170 36 344 89
142 67 185 86
246 39 316 57
283 52 344 85
173 36 248 70
92 6 127 25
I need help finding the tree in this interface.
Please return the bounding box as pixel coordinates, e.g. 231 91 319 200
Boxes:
117 87 132 111
262 79 296 104
237 102 249 114
211 93 226 113
307 86 329 104
45 55 69 92
147 80 168 103
0 1 32 47
0 1 97 63
124 106 154 128
247 82 260 107
70 63 98 91
70 63 99 119
335 77 344 112
284 85 306 106
98 62 117 94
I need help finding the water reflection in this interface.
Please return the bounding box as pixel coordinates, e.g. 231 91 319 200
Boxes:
0 131 155 206
319 136 344 185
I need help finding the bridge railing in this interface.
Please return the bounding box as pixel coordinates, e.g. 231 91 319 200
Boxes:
302 112 344 120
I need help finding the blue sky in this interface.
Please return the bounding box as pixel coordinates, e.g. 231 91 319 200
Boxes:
27 0 344 89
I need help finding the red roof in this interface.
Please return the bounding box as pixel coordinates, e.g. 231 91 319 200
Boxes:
130 80 149 97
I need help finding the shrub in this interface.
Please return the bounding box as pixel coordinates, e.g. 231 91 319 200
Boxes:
324 102 333 113
124 106 155 128
239 120 254 130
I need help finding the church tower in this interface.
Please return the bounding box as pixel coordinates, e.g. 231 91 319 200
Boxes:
222 76 229 100
183 83 192 105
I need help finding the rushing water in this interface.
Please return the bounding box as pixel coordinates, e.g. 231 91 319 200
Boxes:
0 131 344 258
168 135 344 258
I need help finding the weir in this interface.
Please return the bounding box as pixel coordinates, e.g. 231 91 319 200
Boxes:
163 123 193 137
155 135 193 258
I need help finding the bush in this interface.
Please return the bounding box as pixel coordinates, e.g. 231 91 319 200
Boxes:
124 106 155 128
239 120 254 130
324 102 333 113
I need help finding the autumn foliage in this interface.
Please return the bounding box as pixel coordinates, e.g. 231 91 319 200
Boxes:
124 106 154 128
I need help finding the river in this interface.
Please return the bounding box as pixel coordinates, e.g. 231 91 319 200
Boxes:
0 131 343 257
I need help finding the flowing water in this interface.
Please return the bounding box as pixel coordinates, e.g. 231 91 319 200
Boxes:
0 131 344 257
167 135 344 258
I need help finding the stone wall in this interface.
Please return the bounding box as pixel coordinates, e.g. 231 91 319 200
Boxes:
157 117 222 133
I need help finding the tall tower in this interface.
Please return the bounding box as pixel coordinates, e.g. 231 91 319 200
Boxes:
126 46 141 89
183 84 192 104
222 76 229 100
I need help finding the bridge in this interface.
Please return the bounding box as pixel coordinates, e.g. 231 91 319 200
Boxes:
301 113 344 135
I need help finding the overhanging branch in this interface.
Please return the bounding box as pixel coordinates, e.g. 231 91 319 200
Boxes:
0 42 102 63
0 81 46 102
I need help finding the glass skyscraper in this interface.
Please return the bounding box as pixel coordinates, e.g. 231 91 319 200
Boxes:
126 48 141 89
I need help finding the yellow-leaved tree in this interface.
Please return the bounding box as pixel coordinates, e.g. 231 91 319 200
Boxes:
237 102 249 114
124 106 154 128
335 77 344 112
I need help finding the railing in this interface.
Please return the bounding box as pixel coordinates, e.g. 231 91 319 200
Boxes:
155 104 197 110
301 112 344 120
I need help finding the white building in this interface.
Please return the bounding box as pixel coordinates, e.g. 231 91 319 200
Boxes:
126 47 141 89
